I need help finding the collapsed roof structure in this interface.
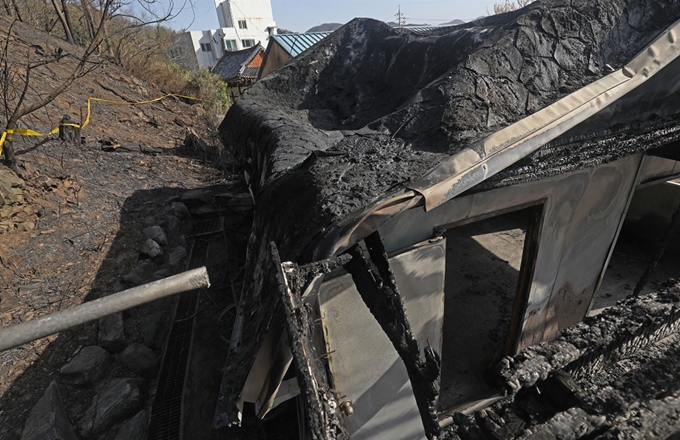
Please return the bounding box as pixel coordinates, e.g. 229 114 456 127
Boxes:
212 0 680 438
212 44 265 95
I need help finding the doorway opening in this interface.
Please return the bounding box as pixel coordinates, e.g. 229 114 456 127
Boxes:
438 204 543 412
592 180 680 315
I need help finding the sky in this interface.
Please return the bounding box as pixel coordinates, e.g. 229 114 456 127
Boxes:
164 0 499 33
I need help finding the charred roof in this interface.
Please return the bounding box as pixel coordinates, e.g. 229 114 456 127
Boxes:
220 0 680 262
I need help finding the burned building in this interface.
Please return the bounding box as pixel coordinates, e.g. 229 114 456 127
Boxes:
212 0 680 438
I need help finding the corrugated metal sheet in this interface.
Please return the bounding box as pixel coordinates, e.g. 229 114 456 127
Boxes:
399 25 455 34
271 32 332 57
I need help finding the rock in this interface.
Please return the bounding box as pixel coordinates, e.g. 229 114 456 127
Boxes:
98 313 127 353
0 170 23 206
20 221 35 232
58 346 113 386
168 246 187 268
140 312 167 349
181 188 214 204
142 225 167 246
162 215 182 233
227 193 254 214
114 409 149 440
18 283 40 296
20 381 77 440
120 343 159 378
149 267 174 282
140 239 163 259
171 201 191 220
122 260 159 286
79 378 143 438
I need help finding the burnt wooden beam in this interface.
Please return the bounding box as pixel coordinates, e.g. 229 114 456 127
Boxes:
274 242 348 440
344 231 441 439
214 236 284 428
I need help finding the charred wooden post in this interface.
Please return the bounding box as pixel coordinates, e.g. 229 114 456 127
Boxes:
214 231 280 428
344 231 441 439
58 114 79 146
274 243 349 440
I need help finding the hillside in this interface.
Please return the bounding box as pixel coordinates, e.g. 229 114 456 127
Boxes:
0 15 230 440
306 22 343 32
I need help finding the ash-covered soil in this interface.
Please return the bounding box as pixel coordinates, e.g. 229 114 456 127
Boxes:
0 16 227 439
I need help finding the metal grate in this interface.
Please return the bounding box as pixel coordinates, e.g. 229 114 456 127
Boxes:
190 217 223 237
148 237 209 440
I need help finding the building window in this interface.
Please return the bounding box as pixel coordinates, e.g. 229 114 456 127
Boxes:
224 39 238 51
238 19 247 29
200 43 211 52
242 39 255 48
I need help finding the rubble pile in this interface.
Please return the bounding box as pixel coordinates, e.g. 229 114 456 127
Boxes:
498 281 680 393
215 0 680 431
443 282 680 439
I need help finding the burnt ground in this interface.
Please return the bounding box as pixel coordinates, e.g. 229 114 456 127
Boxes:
0 16 231 439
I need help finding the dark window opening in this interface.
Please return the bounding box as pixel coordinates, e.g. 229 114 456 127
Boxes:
200 43 211 52
242 39 255 48
438 204 543 412
238 19 248 29
593 180 680 315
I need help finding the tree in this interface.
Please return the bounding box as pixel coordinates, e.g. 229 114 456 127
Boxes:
0 0 193 169
491 0 534 14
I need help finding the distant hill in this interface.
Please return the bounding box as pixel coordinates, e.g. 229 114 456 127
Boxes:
307 23 343 32
444 19 465 25
386 22 432 27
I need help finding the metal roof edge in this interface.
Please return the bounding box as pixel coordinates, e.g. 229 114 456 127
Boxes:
407 18 680 212
309 18 680 261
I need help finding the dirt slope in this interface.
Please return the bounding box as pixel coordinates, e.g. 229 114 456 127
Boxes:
0 16 225 439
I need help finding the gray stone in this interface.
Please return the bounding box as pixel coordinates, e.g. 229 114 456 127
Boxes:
171 201 191 220
140 312 168 349
149 267 174 282
122 260 159 286
79 378 143 438
21 381 77 440
168 246 187 268
140 239 163 259
162 215 182 233
120 343 159 378
181 188 214 204
227 193 254 214
98 312 127 353
58 346 113 386
142 225 167 246
18 283 40 296
114 409 149 440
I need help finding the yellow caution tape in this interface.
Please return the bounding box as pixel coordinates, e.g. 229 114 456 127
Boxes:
0 93 203 156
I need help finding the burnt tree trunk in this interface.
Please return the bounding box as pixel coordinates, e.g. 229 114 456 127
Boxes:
344 231 441 439
50 0 75 44
273 243 349 440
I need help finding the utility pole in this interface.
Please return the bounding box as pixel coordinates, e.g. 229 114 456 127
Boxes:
395 5 406 26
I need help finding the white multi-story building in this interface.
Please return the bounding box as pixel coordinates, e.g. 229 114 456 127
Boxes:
170 0 277 70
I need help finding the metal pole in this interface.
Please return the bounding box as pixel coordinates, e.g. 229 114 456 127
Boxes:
0 267 210 352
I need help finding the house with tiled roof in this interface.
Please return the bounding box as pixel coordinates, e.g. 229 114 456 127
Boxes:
259 31 332 78
212 44 264 96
